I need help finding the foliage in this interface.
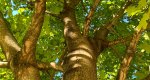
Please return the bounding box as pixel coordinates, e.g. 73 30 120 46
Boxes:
0 0 150 80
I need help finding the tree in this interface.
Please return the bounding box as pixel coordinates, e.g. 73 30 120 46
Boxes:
0 0 150 80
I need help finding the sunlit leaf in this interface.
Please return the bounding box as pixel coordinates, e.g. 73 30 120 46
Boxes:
138 0 147 9
136 8 150 31
126 6 141 16
143 32 150 40
139 42 150 53
18 8 25 14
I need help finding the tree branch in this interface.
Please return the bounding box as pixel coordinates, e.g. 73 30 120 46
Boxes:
93 0 132 55
83 0 101 37
36 62 63 71
108 36 132 46
60 0 81 43
49 47 67 79
0 11 21 62
117 21 150 80
117 29 144 80
0 61 9 68
21 0 46 62
0 60 63 71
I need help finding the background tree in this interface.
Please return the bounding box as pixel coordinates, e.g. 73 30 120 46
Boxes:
0 0 150 80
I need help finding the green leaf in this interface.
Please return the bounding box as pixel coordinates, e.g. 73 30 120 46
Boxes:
135 72 145 79
136 8 150 31
126 0 148 17
126 6 141 16
138 0 147 9
139 42 150 53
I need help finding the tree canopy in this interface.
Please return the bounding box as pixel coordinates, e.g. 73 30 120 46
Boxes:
0 0 150 80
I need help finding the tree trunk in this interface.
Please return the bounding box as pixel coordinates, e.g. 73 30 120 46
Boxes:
14 64 40 80
60 0 109 79
63 37 97 80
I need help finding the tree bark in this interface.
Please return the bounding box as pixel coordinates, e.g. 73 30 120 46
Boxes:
61 0 98 80
0 0 46 80
117 30 143 80
14 0 46 80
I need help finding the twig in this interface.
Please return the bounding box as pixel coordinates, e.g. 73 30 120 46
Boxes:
81 0 87 13
108 36 132 46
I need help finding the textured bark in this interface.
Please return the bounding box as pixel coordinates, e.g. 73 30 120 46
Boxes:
61 0 98 80
60 0 111 80
0 11 21 73
0 0 136 80
0 0 46 80
117 30 143 80
14 0 46 80
0 12 21 62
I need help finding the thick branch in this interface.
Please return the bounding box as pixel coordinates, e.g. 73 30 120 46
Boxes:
21 0 46 61
83 0 101 37
61 0 81 41
0 60 63 71
117 22 150 80
0 11 21 61
0 61 9 68
117 29 143 80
